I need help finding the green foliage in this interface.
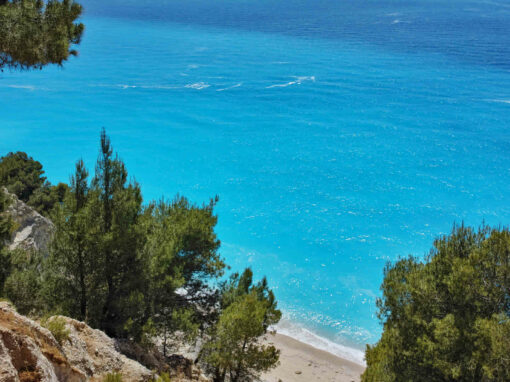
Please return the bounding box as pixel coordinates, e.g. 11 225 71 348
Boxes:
1 129 280 382
200 268 281 382
90 129 147 338
37 130 226 343
153 372 171 382
29 181 68 216
44 159 96 320
0 0 84 71
0 189 13 294
473 314 510 381
44 131 148 338
0 249 12 295
0 187 13 240
145 196 224 353
362 225 510 382
41 316 70 345
0 152 66 215
0 152 46 202
102 372 123 382
3 249 44 315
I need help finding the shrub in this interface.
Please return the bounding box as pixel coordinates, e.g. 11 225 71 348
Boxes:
153 372 171 382
102 372 123 382
4 268 42 315
42 316 70 345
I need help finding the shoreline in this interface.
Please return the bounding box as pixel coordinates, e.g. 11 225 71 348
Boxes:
262 333 365 382
273 319 366 366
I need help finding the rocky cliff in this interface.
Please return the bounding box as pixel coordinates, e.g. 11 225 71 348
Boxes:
0 301 152 382
3 190 54 253
0 192 210 382
0 301 210 382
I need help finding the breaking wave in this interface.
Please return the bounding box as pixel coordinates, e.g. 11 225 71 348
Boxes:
274 318 366 366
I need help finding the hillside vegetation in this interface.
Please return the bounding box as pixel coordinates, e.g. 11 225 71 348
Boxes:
363 225 510 382
0 130 281 382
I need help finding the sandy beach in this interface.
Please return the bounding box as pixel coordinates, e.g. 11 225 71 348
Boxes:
262 333 365 382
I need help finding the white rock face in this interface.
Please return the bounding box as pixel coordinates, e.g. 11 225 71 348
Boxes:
4 190 54 253
57 316 153 381
0 302 152 382
0 301 85 382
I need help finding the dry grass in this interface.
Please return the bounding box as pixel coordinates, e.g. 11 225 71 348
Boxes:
19 370 42 382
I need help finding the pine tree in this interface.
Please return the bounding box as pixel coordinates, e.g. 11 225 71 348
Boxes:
91 128 146 337
0 188 11 243
0 152 46 202
45 159 97 320
200 268 281 382
0 151 67 215
0 0 84 70
71 159 90 319
362 225 510 382
45 131 146 337
146 196 225 353
0 188 13 293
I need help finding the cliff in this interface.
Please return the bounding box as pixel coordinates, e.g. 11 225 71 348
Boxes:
0 301 211 382
3 189 54 253
0 191 210 382
0 301 152 382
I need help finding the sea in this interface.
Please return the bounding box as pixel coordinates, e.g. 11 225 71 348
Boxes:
1 0 510 365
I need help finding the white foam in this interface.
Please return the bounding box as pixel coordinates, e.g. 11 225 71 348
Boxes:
7 85 37 91
491 99 510 104
91 83 181 90
217 82 243 91
89 84 138 90
266 76 315 89
274 319 366 366
185 82 210 90
479 0 510 9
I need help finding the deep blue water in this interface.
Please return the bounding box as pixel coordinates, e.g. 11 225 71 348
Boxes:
2 0 510 364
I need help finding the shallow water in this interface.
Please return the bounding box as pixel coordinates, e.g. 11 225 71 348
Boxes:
1 0 510 364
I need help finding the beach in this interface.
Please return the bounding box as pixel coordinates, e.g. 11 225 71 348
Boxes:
3 0 510 365
262 333 365 382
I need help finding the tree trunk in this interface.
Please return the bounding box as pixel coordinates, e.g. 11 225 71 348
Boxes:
102 274 115 336
78 241 87 321
213 368 226 382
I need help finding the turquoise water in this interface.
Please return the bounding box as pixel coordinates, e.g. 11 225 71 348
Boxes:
2 0 510 364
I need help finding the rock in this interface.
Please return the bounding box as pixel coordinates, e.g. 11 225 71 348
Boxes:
116 340 209 382
0 301 85 382
52 316 152 382
0 301 152 382
3 189 54 254
116 339 169 374
295 371 302 375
